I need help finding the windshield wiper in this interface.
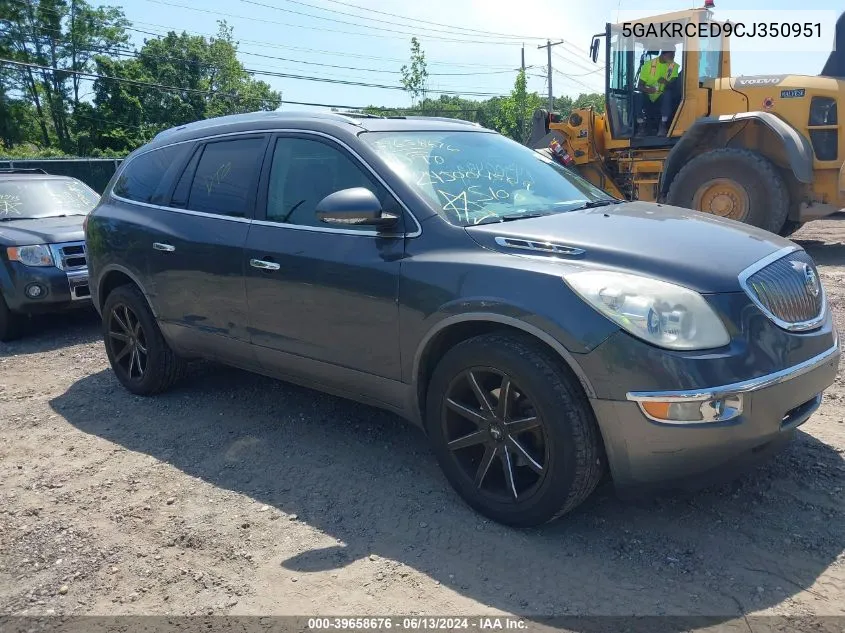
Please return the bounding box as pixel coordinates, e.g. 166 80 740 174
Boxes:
0 213 83 222
571 199 620 210
475 212 549 225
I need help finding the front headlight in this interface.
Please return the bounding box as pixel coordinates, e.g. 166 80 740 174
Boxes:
6 245 55 267
563 270 730 350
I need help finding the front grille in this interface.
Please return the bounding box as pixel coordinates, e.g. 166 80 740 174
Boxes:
50 241 87 271
742 249 824 331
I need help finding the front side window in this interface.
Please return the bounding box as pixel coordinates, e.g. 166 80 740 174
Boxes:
0 178 100 221
265 136 393 230
185 137 266 217
361 131 615 226
113 144 190 204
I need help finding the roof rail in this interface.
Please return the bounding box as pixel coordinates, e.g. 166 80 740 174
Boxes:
397 116 482 127
0 167 49 174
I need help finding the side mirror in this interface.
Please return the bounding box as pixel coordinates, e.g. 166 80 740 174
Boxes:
315 187 398 228
590 37 600 64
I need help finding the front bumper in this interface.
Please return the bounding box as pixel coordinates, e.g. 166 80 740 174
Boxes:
591 338 840 493
2 262 91 313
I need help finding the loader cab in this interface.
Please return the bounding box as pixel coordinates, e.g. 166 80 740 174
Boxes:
592 6 730 148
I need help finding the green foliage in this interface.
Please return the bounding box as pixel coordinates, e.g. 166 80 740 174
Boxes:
495 70 543 144
1 4 602 155
399 37 428 106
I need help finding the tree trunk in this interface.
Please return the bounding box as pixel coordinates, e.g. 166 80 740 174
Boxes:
23 68 51 146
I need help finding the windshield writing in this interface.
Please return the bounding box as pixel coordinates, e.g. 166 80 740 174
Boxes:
0 179 99 220
362 131 613 226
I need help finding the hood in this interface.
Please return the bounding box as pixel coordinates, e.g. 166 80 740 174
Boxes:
0 215 86 246
464 201 793 293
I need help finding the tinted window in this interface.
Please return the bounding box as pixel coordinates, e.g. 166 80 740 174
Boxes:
265 137 393 229
113 144 189 204
0 178 99 221
186 137 266 217
170 148 201 208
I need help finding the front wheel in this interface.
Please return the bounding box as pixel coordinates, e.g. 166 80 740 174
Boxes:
425 333 604 527
666 148 790 234
102 284 185 395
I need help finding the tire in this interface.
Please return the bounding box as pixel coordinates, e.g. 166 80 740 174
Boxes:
779 219 804 238
102 284 185 395
666 148 790 234
0 297 24 343
425 333 605 527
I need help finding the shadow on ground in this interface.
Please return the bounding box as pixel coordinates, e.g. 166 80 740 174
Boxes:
0 308 100 357
51 364 845 624
795 238 845 267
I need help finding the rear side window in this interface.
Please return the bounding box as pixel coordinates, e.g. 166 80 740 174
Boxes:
185 137 266 217
113 144 190 204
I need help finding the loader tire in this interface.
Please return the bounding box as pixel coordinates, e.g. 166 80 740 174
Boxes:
666 149 790 234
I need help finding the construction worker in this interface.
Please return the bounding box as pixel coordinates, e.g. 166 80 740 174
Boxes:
636 47 680 136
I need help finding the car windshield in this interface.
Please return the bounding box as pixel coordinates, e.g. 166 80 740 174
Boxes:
360 130 617 226
0 178 100 221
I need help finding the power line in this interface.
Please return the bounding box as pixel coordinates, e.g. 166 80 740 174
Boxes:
142 0 525 45
236 0 548 42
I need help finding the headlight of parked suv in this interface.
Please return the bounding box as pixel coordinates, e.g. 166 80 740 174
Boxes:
6 245 55 267
563 270 730 351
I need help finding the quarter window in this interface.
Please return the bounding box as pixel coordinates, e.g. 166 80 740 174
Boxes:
265 137 395 230
113 144 190 204
185 137 266 217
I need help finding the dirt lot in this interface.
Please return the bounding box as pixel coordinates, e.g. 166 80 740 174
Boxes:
2 218 845 623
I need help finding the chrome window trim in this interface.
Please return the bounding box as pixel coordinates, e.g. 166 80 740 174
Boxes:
109 128 422 238
627 334 840 404
738 245 827 332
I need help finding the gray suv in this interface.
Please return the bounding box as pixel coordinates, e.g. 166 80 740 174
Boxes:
85 112 840 527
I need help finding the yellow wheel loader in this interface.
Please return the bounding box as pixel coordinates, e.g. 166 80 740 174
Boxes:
529 4 845 236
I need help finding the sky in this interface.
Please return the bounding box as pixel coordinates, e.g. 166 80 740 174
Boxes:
91 0 841 112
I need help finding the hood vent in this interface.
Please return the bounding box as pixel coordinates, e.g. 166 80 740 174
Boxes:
494 236 585 257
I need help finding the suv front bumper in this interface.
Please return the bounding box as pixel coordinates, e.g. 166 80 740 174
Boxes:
591 338 840 493
2 261 91 313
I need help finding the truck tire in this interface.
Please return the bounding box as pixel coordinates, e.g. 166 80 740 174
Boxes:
425 332 605 527
0 297 23 342
779 220 804 238
666 149 790 234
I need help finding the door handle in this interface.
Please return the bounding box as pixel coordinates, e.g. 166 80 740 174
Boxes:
250 258 280 271
153 242 175 252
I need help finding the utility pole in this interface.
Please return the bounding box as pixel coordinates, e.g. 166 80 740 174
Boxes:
538 39 565 112
521 45 525 72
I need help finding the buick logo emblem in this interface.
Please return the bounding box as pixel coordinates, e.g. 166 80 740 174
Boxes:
794 261 821 297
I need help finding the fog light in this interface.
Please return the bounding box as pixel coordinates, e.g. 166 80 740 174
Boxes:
25 283 46 299
639 395 743 424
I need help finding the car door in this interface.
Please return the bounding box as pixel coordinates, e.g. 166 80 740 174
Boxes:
148 134 269 365
245 133 407 386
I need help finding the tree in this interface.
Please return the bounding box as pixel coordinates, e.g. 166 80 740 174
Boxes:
0 0 129 151
572 92 605 113
495 70 542 143
400 37 428 107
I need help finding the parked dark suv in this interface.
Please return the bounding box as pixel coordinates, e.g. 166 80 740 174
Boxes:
1 169 98 341
86 112 840 527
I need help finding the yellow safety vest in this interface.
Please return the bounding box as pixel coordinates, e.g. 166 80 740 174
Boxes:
639 59 679 102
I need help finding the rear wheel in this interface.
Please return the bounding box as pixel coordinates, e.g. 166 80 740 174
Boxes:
0 297 24 342
666 149 790 233
102 284 185 395
425 333 604 527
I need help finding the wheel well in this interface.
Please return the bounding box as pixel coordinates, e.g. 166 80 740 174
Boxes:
662 120 806 206
98 270 135 310
415 321 591 425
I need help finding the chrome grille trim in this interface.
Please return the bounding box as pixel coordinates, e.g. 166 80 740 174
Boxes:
49 241 87 271
738 246 826 332
493 236 585 257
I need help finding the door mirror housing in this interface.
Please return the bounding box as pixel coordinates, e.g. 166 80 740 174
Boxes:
589 34 603 64
315 187 398 228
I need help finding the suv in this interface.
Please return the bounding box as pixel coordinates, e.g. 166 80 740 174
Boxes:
1 169 99 341
86 112 839 527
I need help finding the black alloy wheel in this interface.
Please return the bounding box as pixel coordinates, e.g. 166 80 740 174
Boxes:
107 302 148 382
442 367 549 503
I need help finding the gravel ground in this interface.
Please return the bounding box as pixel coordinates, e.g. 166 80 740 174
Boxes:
2 217 845 623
